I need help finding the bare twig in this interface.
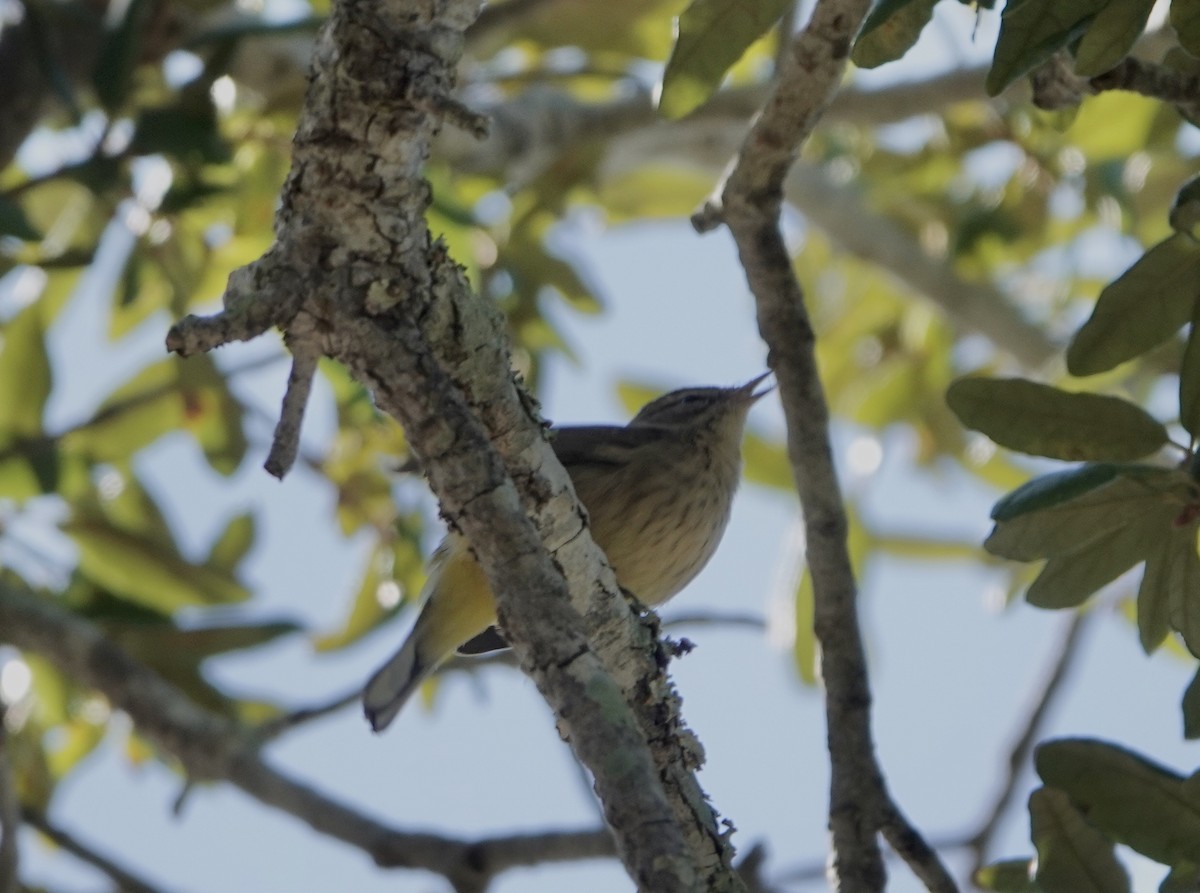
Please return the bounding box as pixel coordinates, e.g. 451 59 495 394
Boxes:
0 708 18 893
697 0 957 889
255 686 362 741
21 809 171 893
964 610 1092 871
266 317 322 478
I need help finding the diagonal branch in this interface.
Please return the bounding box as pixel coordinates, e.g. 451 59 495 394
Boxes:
21 809 171 893
0 581 616 888
695 0 958 890
166 0 746 887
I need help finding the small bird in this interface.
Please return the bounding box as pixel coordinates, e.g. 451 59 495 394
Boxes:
363 373 771 732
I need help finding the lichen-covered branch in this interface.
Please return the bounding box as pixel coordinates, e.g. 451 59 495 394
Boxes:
164 0 744 887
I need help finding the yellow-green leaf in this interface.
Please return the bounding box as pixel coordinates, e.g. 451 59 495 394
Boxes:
947 377 1168 461
1072 0 1154 76
852 0 939 69
1036 738 1200 866
1030 787 1130 893
1067 234 1200 376
974 858 1040 892
0 301 52 437
658 0 791 119
206 512 256 574
64 518 250 611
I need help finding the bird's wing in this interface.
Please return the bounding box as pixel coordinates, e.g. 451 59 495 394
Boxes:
550 424 662 471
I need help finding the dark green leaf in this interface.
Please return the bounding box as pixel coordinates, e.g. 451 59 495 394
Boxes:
1182 667 1200 740
1160 861 1200 893
93 0 152 111
112 619 300 662
991 463 1154 521
132 101 229 165
1167 526 1200 656
1068 234 1200 376
1170 175 1200 240
1036 738 1200 866
1172 0 1200 56
853 0 940 68
1030 787 1130 893
986 0 1106 96
947 377 1168 461
659 0 792 119
0 196 42 240
974 858 1040 892
1072 0 1155 76
1181 318 1200 439
0 302 53 437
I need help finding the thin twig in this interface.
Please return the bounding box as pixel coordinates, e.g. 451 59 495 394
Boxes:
0 708 18 893
266 321 321 479
21 808 171 893
965 610 1093 871
255 686 362 740
0 582 618 887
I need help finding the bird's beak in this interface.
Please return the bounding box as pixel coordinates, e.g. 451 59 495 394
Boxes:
738 371 774 402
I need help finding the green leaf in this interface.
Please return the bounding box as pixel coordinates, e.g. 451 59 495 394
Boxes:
947 378 1168 461
1180 320 1200 440
1170 176 1200 240
0 195 42 240
1182 667 1200 740
1160 861 1200 893
658 0 792 119
986 0 1106 96
1167 526 1200 656
1067 234 1200 376
986 470 1189 561
112 619 300 663
1036 738 1200 866
92 0 152 111
1072 0 1155 76
1172 0 1200 56
206 512 256 574
853 0 941 69
64 518 250 612
974 858 1040 892
1030 787 1130 893
0 301 53 437
742 431 793 491
1140 522 1200 654
315 522 427 652
991 463 1153 521
1025 518 1157 609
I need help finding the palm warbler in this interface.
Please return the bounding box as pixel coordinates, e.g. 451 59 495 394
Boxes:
363 373 771 731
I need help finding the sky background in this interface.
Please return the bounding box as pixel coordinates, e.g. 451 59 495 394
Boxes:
6 2 1200 892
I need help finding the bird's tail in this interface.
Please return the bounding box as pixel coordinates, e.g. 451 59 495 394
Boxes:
363 632 431 733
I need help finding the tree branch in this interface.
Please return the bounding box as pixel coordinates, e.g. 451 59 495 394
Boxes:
0 581 618 887
21 808 171 893
696 0 958 890
164 0 745 886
